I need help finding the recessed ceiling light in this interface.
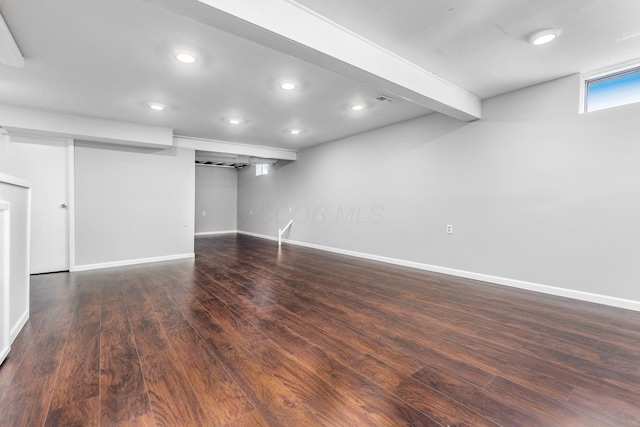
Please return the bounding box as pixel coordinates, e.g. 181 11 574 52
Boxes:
289 129 302 135
528 29 560 45
227 118 242 125
176 52 197 64
351 104 365 111
280 81 296 90
148 103 165 111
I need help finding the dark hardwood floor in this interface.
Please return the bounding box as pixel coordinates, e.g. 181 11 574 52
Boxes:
1 234 640 426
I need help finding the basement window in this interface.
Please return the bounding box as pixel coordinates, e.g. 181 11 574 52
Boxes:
255 164 269 176
583 64 640 112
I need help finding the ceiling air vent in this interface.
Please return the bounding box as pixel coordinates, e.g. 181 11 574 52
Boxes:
375 94 398 103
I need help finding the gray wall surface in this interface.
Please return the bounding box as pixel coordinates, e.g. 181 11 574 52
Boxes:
195 166 237 233
238 74 640 302
75 142 195 266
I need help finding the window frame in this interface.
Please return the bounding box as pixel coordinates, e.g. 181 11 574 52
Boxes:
581 60 640 113
255 164 269 176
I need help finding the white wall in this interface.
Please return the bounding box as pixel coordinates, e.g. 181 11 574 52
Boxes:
0 200 9 363
74 142 195 269
238 74 640 307
0 174 30 341
195 166 237 234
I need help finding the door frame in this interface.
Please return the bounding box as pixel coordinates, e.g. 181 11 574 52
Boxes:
66 138 76 271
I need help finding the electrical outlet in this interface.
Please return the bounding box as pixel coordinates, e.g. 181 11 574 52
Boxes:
446 224 453 234
202 211 206 216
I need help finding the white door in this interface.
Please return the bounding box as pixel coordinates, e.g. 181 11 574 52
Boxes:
3 135 71 274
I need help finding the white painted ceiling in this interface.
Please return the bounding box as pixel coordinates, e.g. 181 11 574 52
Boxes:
1 0 639 152
294 0 640 99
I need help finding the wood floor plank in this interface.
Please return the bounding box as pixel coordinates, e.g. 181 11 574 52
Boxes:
0 316 45 387
140 349 211 427
172 294 227 337
128 274 193 332
199 296 268 347
228 300 317 358
127 302 172 358
100 328 146 398
44 395 100 427
148 293 192 332
222 409 270 427
101 299 130 333
302 307 426 376
349 353 499 427
100 282 154 423
0 377 56 427
258 304 365 363
345 301 577 401
248 339 382 427
476 326 640 394
568 382 640 426
100 392 153 427
166 327 255 426
484 376 618 426
212 340 325 427
296 344 442 426
10 301 75 386
48 320 100 410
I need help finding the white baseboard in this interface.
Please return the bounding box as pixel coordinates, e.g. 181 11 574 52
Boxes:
195 230 237 236
10 309 29 343
71 253 195 272
237 230 640 312
0 346 9 364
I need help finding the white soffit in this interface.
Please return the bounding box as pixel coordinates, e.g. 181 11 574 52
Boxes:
0 104 173 148
145 0 481 121
174 136 297 161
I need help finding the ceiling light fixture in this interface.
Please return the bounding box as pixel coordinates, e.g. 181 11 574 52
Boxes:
528 29 560 46
227 118 242 125
351 104 365 111
175 52 197 64
148 103 165 111
280 81 296 90
289 129 301 135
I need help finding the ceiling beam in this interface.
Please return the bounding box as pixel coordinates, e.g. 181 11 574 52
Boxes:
143 0 481 121
0 12 23 68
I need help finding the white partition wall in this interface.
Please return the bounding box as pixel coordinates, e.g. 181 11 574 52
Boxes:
74 142 194 270
0 173 30 343
0 201 10 364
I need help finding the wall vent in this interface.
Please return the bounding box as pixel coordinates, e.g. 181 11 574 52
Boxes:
375 94 398 103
